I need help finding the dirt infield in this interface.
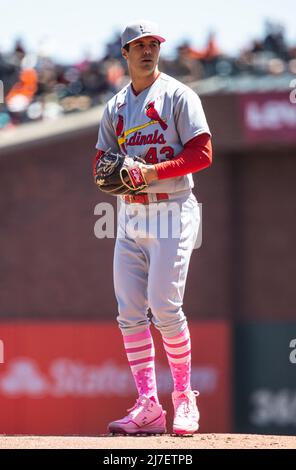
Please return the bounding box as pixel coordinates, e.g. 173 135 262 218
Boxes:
0 434 295 449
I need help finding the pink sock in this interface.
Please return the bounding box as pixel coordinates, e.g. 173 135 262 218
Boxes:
162 327 192 392
123 328 158 400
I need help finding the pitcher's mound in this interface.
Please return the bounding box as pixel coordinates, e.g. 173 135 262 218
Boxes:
0 433 295 449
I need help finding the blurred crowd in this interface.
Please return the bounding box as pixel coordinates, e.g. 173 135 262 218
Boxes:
0 21 295 131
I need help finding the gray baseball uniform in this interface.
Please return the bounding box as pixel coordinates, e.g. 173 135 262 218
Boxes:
96 72 211 337
96 72 210 193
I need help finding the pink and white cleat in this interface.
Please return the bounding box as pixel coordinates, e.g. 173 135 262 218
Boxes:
108 395 167 434
172 390 200 435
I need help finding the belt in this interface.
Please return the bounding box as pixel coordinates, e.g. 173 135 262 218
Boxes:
122 193 169 204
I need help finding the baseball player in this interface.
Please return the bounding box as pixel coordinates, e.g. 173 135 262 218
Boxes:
94 20 212 435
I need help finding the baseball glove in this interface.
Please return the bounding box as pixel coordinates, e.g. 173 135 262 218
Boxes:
94 150 148 195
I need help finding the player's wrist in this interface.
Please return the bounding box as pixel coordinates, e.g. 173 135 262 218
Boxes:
141 165 158 184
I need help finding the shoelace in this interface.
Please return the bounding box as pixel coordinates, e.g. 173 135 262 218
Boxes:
175 396 190 417
127 397 149 418
175 391 199 418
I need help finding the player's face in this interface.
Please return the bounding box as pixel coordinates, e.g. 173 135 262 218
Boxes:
122 36 160 76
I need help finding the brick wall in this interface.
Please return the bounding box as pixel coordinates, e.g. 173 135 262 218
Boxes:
0 126 295 320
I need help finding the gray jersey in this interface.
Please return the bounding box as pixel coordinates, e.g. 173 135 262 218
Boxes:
96 72 211 194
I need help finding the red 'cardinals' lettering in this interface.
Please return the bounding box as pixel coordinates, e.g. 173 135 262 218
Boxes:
126 130 166 147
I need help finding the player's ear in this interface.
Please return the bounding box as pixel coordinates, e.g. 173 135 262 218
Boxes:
121 48 128 60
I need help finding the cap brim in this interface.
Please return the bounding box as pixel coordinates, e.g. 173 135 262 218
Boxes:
124 34 166 46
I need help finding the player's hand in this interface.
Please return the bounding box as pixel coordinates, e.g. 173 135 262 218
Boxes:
120 161 158 191
94 150 158 195
140 164 158 184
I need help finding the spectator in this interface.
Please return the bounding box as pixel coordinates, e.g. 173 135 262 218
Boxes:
0 21 295 131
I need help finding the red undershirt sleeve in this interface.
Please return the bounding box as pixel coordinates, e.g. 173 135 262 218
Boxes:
155 133 212 180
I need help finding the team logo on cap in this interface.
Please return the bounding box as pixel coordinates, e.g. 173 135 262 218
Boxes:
140 24 151 34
